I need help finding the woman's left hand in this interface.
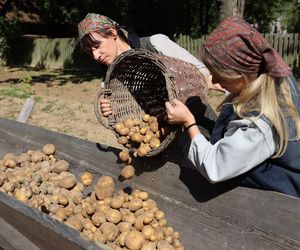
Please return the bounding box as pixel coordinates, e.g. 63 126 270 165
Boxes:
165 99 196 127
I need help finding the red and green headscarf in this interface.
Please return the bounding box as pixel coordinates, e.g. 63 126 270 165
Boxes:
203 16 291 78
78 13 118 40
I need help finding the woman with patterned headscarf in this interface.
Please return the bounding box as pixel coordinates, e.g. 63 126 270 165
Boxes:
165 16 300 197
78 13 224 117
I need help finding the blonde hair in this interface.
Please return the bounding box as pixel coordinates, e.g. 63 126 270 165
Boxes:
200 47 300 157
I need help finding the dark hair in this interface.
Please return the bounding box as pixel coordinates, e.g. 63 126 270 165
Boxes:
80 26 140 54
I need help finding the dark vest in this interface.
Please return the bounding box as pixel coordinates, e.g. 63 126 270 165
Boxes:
211 75 300 197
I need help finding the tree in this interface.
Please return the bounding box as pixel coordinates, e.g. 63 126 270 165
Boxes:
218 0 245 21
244 0 299 33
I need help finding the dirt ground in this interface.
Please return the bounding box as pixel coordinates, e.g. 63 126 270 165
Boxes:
0 66 225 149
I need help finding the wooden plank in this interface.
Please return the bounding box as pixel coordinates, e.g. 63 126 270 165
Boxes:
284 33 289 64
0 192 108 250
278 33 283 57
0 217 40 250
17 98 35 123
0 117 299 249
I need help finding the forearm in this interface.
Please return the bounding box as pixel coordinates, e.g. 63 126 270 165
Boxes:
184 122 201 139
187 119 276 182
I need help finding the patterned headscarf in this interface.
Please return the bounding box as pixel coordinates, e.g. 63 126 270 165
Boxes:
78 13 118 40
203 16 291 78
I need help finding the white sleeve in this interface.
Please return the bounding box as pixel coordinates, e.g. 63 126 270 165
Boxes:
187 118 277 183
149 34 210 76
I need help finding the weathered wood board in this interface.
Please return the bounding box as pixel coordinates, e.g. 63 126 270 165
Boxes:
0 117 300 250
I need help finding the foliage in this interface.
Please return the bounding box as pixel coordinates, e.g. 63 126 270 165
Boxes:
279 0 300 33
0 17 22 61
244 0 300 33
37 0 220 37
1 0 299 38
0 74 42 101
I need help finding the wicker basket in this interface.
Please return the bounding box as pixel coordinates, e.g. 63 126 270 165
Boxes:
95 49 208 156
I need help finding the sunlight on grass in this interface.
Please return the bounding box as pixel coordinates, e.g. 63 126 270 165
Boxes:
0 87 42 101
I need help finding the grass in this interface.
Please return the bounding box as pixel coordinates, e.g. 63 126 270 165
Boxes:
41 100 56 113
0 87 42 101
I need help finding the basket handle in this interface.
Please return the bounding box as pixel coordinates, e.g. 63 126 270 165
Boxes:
165 73 177 107
99 88 112 96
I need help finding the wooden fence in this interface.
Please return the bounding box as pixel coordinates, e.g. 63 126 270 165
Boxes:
1 33 299 73
175 33 300 70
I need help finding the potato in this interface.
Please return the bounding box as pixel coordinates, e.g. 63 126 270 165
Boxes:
91 212 106 226
80 172 93 186
149 138 161 149
131 133 143 143
128 198 143 212
159 218 168 227
95 176 115 200
173 239 183 249
3 158 17 168
120 165 135 179
114 122 125 132
163 226 174 237
93 230 107 244
139 192 149 201
42 144 55 155
157 240 174 250
110 195 125 209
65 215 83 231
122 212 136 225
118 127 130 136
55 207 69 221
118 231 129 247
58 194 69 206
125 231 145 250
149 122 159 133
31 151 44 163
59 175 77 189
143 133 153 144
105 208 122 224
14 187 32 203
82 218 94 230
100 222 119 242
142 225 155 240
16 153 30 164
141 242 156 250
155 210 165 220
143 114 151 122
139 126 148 135
123 118 134 128
118 222 132 232
119 150 130 162
117 136 128 145
53 160 69 173
137 146 148 157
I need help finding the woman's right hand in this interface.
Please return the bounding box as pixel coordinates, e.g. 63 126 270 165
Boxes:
100 99 113 117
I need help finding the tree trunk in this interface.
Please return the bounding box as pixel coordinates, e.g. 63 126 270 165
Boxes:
219 0 245 22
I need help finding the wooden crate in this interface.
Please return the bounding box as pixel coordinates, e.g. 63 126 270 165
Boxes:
0 117 300 249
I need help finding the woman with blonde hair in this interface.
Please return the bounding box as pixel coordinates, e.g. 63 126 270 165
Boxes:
165 16 300 197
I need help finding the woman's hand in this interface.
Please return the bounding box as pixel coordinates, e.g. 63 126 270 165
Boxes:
100 99 113 117
165 99 200 138
165 99 196 127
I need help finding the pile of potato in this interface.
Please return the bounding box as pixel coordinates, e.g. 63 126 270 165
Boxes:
114 114 167 158
0 144 184 250
115 114 168 180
